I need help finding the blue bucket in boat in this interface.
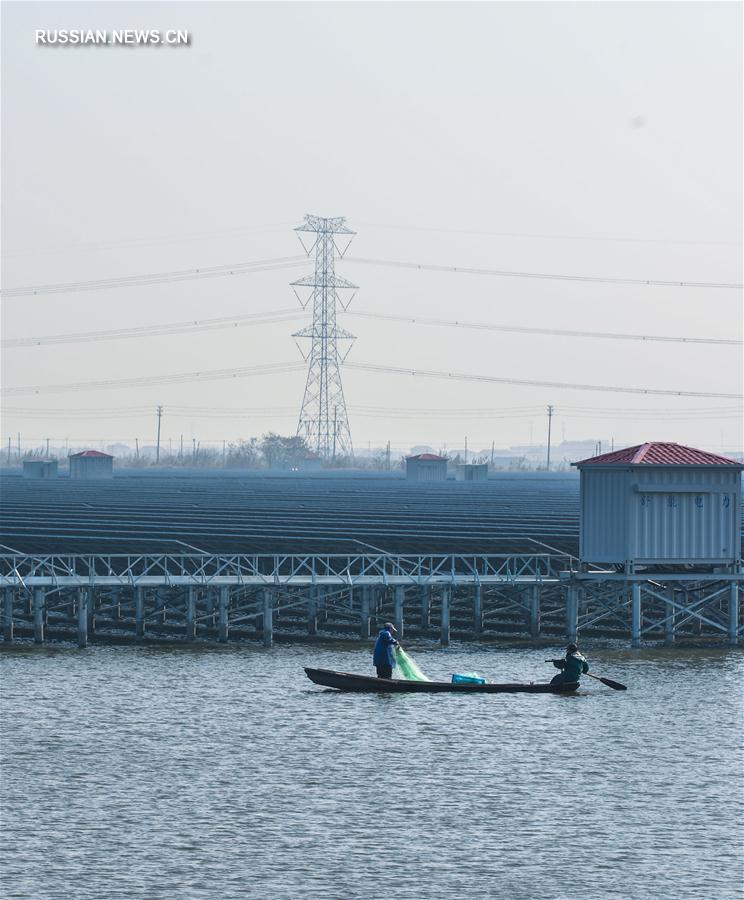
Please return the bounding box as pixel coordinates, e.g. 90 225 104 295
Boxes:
451 672 486 685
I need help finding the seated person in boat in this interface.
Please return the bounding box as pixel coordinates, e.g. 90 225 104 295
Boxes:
549 643 589 684
373 622 399 679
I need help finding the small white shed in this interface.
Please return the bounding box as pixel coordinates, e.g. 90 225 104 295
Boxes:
456 464 488 482
406 453 448 482
22 459 59 479
573 442 742 567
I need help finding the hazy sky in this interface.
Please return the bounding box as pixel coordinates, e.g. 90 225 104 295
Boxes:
2 1 742 457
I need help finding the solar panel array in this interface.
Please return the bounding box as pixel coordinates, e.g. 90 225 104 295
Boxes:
0 471 581 556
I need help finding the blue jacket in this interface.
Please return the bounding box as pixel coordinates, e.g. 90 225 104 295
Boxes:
373 628 398 667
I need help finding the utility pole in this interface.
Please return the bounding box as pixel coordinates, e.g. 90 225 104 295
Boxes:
546 405 554 472
386 440 391 472
17 433 21 461
180 434 183 460
7 437 11 465
464 436 468 464
45 438 50 458
192 438 196 461
135 438 139 460
292 215 357 460
222 440 226 467
155 406 163 463
490 441 495 467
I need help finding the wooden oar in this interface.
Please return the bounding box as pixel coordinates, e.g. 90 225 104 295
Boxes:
586 672 627 691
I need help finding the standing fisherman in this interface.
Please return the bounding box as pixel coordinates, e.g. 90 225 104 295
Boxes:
373 622 400 679
549 643 589 685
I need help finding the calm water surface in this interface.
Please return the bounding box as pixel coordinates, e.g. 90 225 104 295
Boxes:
1 642 742 899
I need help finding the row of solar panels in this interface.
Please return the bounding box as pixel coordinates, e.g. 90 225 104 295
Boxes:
0 472 581 556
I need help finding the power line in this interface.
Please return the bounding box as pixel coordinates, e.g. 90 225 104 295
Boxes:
4 306 735 350
343 310 739 346
4 252 739 298
0 256 307 297
1 362 305 396
343 361 743 400
356 221 741 247
4 358 738 399
1 309 302 348
344 257 743 289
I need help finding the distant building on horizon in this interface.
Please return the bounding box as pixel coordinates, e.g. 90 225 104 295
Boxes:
22 459 58 479
69 450 114 479
406 453 448 482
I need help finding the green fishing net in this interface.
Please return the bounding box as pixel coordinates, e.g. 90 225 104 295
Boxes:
394 647 430 681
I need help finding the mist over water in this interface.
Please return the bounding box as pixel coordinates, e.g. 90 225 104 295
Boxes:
2 643 742 899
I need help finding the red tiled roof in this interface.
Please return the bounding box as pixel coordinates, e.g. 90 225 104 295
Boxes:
407 453 448 462
573 442 742 467
69 450 114 459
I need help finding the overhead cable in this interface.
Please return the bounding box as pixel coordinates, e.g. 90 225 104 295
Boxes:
343 361 743 400
3 307 735 349
0 256 307 297
356 221 741 247
2 308 303 348
343 311 739 346
1 362 305 396
344 257 743 289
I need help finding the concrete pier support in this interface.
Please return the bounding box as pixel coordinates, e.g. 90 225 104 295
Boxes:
77 589 88 648
360 588 371 640
262 590 273 648
440 586 450 647
113 588 121 621
631 583 642 648
420 585 430 629
135 587 145 637
728 581 739 647
3 590 14 643
307 588 318 636
186 587 196 640
218 587 229 643
473 583 482 635
88 589 96 636
530 585 541 639
33 587 45 644
566 586 578 643
394 586 404 639
665 590 676 645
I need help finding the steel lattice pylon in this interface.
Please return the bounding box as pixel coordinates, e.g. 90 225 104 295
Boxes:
291 215 357 460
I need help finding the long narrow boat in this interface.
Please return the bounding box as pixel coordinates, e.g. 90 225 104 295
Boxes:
304 667 579 694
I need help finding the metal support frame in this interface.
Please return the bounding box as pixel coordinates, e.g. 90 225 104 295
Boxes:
0 551 740 648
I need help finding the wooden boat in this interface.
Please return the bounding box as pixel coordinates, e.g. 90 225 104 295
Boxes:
304 667 579 694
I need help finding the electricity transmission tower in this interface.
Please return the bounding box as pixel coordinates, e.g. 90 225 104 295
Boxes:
291 215 357 460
